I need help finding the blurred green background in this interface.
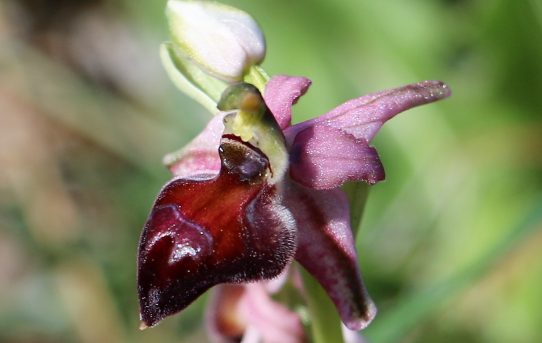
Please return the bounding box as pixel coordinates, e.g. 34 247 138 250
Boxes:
1 0 541 342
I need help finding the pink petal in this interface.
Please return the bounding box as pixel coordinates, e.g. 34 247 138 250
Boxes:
206 284 246 342
164 113 225 178
206 283 305 343
263 75 312 129
342 325 369 343
240 284 305 343
289 124 385 189
264 267 290 294
288 80 451 143
285 182 377 330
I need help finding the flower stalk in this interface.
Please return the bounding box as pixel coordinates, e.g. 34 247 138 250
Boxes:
301 268 345 343
243 65 270 92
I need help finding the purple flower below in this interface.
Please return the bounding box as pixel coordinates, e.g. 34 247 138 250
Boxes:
137 75 451 333
206 274 306 343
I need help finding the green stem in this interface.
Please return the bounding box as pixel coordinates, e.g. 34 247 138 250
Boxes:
243 65 269 92
300 267 344 343
343 182 369 238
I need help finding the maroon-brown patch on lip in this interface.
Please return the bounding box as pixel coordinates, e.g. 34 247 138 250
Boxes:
222 134 275 177
219 136 270 183
222 134 268 163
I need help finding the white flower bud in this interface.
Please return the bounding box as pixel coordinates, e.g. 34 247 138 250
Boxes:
167 0 266 82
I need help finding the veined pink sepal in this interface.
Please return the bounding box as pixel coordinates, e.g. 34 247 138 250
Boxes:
288 80 451 143
285 182 376 330
288 124 385 189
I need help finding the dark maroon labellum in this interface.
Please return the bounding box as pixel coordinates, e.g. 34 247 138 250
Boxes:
137 137 296 327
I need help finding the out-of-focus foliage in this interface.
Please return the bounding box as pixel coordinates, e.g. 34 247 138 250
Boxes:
0 0 540 342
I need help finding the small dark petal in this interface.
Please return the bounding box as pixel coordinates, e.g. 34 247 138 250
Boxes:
138 139 296 327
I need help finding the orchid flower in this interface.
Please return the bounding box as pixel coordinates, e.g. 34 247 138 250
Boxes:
137 0 451 340
137 77 451 332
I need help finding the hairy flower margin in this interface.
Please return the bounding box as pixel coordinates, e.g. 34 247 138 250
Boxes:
137 0 451 341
